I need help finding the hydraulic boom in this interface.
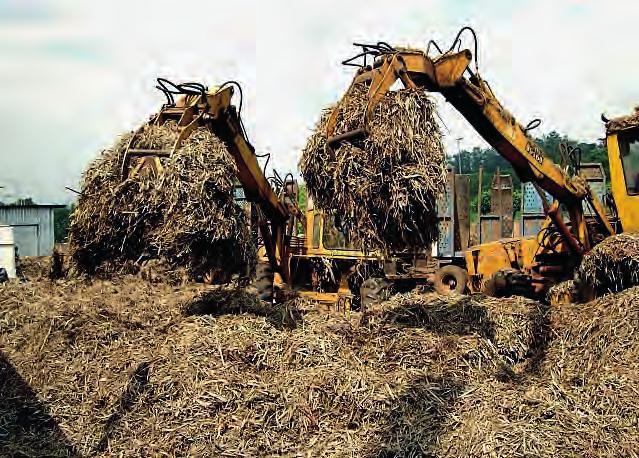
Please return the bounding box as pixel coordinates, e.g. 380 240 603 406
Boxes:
329 28 618 297
122 79 293 282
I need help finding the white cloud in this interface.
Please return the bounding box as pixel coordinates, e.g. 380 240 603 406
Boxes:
1 0 638 202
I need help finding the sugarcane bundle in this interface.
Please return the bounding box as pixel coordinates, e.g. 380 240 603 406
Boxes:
300 84 446 252
68 121 254 279
547 279 576 304
578 233 639 295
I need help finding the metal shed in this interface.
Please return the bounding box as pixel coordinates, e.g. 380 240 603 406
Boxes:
0 204 65 256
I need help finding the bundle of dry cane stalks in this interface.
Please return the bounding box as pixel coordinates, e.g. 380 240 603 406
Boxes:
578 232 639 295
68 121 254 280
301 84 446 252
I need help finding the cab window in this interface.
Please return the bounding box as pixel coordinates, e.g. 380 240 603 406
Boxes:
619 131 639 195
322 215 358 250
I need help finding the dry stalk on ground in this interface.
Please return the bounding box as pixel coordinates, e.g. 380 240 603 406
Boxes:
1 280 549 457
440 286 639 457
547 279 576 304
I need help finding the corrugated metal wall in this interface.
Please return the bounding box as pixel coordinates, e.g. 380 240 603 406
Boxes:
0 207 56 256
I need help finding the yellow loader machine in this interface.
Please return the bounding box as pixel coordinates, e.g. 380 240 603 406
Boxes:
287 168 474 308
328 27 639 301
127 79 476 308
120 78 299 292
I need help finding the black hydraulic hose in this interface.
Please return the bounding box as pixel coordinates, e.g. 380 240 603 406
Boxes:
219 80 249 139
255 152 271 175
449 26 480 75
426 39 443 56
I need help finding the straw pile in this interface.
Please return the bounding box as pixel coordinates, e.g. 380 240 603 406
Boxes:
547 279 576 304
16 256 51 281
300 84 446 251
578 233 639 295
5 270 639 457
370 293 549 366
68 121 253 280
605 106 639 133
439 286 639 457
1 278 547 457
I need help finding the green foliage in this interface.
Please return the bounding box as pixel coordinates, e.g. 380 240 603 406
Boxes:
296 184 308 235
9 197 36 206
297 183 307 211
513 188 522 215
480 191 491 214
54 205 73 243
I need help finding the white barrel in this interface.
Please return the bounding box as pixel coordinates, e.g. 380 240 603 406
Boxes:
0 225 16 278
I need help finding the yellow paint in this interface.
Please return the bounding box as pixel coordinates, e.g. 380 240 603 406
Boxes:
608 133 639 231
464 237 539 293
302 205 385 261
325 39 629 298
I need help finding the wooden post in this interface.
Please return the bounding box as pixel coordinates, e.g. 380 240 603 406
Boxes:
496 167 502 237
476 166 483 242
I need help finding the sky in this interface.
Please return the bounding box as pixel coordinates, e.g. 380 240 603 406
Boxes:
1 0 638 203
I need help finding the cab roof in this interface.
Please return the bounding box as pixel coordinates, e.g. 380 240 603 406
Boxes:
606 107 639 134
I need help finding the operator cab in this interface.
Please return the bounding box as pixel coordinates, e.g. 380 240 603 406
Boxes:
306 198 360 254
605 109 639 232
618 130 639 195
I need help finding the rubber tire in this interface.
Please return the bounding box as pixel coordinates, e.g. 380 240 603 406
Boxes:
434 265 468 295
360 277 392 308
482 276 498 297
482 269 533 298
256 262 274 303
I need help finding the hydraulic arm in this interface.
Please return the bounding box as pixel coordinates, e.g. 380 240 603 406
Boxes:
328 28 615 256
122 79 292 281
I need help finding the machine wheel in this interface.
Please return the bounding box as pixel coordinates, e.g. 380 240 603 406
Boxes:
482 269 533 298
256 262 274 303
434 265 468 295
360 277 392 308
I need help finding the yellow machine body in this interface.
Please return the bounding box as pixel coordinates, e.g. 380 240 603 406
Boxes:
607 126 639 232
328 29 639 300
465 115 639 297
465 238 537 291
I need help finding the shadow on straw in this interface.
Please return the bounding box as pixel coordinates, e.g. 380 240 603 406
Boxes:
0 351 80 457
182 288 304 330
93 361 151 454
364 375 464 457
522 300 552 375
377 295 496 339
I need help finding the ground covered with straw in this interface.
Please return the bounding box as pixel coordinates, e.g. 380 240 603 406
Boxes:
68 120 253 281
300 85 446 252
443 287 639 457
2 268 639 457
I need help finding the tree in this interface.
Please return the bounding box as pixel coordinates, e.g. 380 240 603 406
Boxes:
12 197 36 206
54 205 74 243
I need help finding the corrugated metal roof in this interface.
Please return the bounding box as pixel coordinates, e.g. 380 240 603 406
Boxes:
0 206 59 256
0 204 66 209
